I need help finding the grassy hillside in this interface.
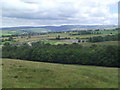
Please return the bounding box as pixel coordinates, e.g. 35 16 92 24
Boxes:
2 58 118 88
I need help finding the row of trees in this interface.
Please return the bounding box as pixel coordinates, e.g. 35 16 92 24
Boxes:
55 35 70 40
88 34 119 43
2 42 119 67
70 31 102 35
48 35 71 40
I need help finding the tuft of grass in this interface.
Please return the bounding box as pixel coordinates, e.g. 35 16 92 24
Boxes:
2 58 118 88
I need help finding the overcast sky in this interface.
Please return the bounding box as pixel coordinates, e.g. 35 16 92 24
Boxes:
1 0 119 27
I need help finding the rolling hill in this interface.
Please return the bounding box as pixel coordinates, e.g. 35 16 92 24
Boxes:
1 25 117 34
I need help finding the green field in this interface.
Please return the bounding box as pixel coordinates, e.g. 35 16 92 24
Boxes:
91 30 118 34
2 58 118 88
1 30 23 36
78 41 119 46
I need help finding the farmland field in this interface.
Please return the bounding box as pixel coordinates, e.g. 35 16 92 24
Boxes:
1 28 119 45
2 58 118 88
5 30 118 44
1 30 23 36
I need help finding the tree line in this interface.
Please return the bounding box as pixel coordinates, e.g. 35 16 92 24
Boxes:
69 31 102 35
2 42 119 67
88 34 120 43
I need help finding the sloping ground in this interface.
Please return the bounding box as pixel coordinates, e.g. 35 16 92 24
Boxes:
2 58 118 88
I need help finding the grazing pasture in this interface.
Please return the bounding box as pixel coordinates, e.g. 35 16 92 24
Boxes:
2 58 118 88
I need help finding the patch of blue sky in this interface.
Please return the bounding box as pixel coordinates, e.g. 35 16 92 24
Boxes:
109 4 118 13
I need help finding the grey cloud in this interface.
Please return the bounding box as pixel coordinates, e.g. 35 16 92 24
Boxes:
1 0 118 27
2 0 78 20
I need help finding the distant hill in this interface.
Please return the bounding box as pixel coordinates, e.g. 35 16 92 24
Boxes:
1 25 117 33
